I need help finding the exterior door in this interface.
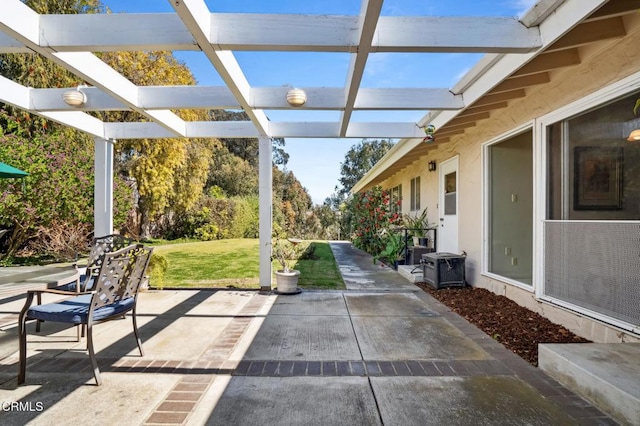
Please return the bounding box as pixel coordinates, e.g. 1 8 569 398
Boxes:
438 156 459 253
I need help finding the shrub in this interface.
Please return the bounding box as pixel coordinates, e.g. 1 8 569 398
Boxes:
346 186 401 256
0 117 135 259
272 238 304 272
229 195 259 238
147 252 169 289
194 223 225 241
36 220 92 262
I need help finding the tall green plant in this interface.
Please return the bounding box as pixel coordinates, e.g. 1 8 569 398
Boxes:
404 207 432 238
373 231 404 264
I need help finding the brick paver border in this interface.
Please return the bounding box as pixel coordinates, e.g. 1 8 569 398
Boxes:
142 291 270 426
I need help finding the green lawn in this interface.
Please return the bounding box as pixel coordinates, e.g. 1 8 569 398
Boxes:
294 241 344 290
151 239 345 290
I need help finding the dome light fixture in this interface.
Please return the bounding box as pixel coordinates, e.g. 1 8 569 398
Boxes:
286 88 307 107
62 85 87 107
627 129 640 142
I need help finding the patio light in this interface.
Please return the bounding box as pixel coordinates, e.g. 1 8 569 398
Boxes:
286 88 307 107
627 129 640 142
62 85 87 107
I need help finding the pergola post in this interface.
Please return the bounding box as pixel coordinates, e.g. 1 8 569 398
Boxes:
94 137 114 237
258 136 273 292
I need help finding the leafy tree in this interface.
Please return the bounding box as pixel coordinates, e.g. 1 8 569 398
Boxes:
98 50 216 238
209 110 289 167
273 167 312 237
24 0 104 14
337 139 395 197
207 145 258 197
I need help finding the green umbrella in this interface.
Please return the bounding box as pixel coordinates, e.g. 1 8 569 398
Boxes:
0 162 28 178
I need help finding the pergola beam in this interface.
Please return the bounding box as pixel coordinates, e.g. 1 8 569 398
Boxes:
0 14 544 54
0 75 30 110
103 121 425 139
38 14 197 52
374 17 541 53
29 86 465 112
354 89 463 110
0 76 105 137
105 121 262 140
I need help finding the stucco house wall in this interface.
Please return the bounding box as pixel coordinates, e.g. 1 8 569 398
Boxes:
376 13 640 343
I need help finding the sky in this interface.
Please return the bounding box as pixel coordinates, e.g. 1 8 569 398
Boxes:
101 0 537 204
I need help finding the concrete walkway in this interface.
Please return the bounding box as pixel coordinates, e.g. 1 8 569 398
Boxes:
0 242 616 425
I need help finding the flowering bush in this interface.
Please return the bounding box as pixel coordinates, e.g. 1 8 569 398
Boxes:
0 109 134 259
346 186 402 256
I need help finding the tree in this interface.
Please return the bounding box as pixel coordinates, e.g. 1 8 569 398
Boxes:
1 2 212 240
98 51 216 238
209 110 289 167
273 168 312 237
337 139 395 197
207 145 258 197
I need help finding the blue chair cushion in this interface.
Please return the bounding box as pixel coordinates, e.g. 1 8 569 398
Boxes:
27 294 135 324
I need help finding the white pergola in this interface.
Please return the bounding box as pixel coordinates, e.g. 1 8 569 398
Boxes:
0 0 622 290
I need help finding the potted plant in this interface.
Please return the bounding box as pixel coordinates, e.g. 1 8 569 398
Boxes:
404 208 432 247
374 231 405 269
272 237 302 294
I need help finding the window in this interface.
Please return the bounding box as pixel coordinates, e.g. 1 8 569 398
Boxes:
539 88 640 331
487 130 533 286
546 91 640 221
410 176 421 211
390 184 402 213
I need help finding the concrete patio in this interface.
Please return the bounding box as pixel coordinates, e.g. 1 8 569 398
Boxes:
0 242 619 425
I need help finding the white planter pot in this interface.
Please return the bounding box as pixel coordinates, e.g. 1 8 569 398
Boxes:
275 269 300 294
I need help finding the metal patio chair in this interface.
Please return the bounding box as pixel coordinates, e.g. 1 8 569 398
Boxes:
35 234 135 334
63 233 136 293
18 243 153 385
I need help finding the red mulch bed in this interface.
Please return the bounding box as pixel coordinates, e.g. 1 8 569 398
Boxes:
416 283 590 366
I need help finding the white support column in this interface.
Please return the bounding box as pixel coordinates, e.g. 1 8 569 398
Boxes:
258 136 273 292
94 137 114 237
